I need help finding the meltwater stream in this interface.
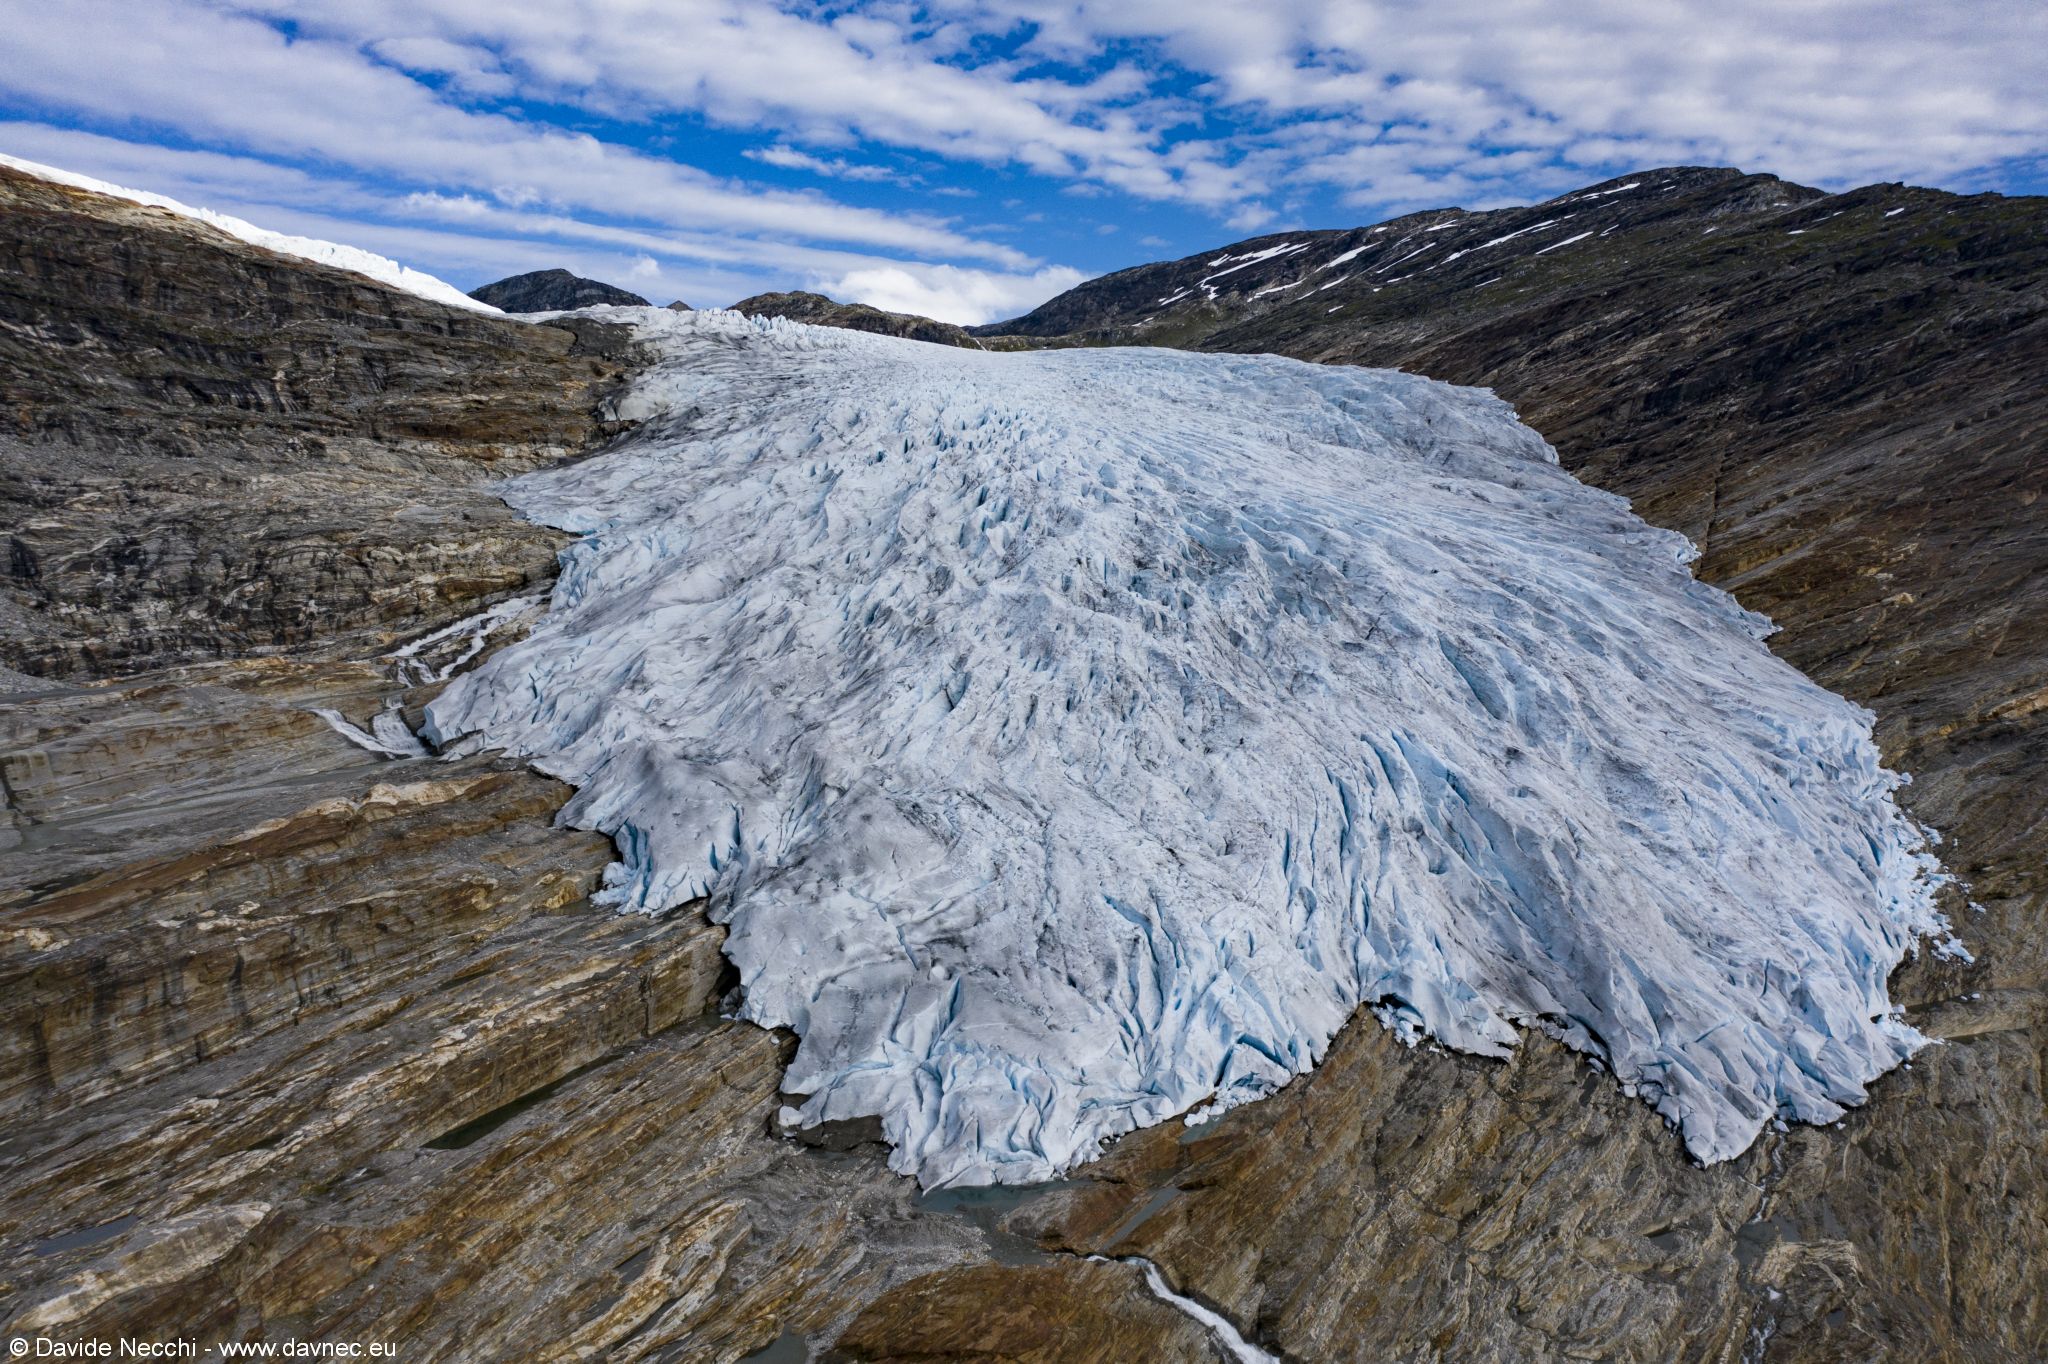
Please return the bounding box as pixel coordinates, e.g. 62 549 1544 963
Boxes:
426 308 1951 1187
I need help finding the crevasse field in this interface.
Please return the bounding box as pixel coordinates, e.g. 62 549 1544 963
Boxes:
427 308 1951 1187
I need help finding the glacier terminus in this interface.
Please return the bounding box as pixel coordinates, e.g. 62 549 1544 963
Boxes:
425 308 1953 1188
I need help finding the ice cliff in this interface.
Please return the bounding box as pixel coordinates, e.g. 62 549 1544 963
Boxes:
426 308 1950 1186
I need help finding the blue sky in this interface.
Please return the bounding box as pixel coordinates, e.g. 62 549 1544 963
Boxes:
2 1 2043 323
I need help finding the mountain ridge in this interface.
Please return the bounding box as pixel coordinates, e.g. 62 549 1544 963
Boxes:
730 288 986 347
980 167 1829 342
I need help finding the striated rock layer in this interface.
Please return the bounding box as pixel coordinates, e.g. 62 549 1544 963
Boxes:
0 163 633 679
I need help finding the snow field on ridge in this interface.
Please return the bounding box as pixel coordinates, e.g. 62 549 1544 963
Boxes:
427 307 1951 1186
0 153 496 314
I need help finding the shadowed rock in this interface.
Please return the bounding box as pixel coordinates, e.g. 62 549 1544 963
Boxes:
469 267 650 312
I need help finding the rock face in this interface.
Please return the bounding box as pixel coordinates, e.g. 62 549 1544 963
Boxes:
1 159 2043 1364
468 267 650 312
0 167 638 678
730 289 985 348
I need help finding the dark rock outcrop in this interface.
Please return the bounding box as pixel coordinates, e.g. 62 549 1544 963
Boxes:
468 267 649 312
731 289 984 348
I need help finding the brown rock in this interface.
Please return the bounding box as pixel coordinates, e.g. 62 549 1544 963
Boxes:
831 1259 1227 1363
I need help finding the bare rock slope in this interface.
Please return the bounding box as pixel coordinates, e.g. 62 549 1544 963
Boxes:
0 170 1001 1361
0 167 637 677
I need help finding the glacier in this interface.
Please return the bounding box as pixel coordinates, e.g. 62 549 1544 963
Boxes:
425 307 1951 1186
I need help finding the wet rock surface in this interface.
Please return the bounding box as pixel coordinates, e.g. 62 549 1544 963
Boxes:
1 163 2043 1362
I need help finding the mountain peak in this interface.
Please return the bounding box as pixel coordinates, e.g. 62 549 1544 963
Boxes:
469 268 650 312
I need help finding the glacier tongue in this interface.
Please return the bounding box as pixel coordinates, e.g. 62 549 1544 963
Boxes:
427 307 1950 1186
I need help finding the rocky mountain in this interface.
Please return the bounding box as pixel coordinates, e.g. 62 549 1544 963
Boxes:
2 156 2043 1364
731 288 984 347
468 267 649 312
980 167 1820 344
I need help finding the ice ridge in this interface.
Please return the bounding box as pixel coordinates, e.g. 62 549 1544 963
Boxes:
426 307 1950 1186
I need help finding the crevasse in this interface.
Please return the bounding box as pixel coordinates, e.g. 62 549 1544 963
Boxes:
426 308 1950 1187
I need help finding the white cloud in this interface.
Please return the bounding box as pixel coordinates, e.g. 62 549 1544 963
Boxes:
1224 202 1278 232
368 35 515 97
0 121 1037 310
744 144 897 182
243 0 1262 208
961 0 2048 199
819 263 1092 325
0 0 1035 264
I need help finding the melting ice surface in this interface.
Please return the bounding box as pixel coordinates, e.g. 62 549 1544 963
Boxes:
427 308 1951 1186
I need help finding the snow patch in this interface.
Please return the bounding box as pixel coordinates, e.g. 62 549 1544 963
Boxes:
388 595 544 685
1442 216 1570 263
312 704 429 758
1534 230 1596 255
1200 243 1308 284
1563 181 1642 203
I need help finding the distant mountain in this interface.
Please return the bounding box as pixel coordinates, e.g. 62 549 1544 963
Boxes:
469 268 648 312
730 289 982 348
981 167 1826 345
